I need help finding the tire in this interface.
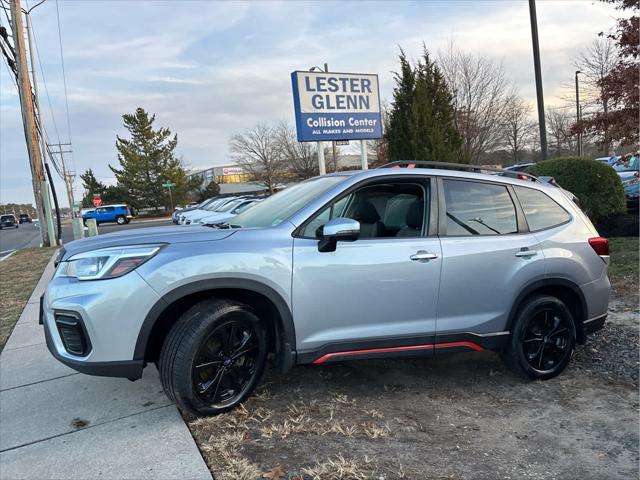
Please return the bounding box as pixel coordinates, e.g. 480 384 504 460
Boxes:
159 299 267 416
503 294 576 380
116 216 126 225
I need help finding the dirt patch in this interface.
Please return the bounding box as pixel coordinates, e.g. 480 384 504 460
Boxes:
0 247 55 352
188 296 639 480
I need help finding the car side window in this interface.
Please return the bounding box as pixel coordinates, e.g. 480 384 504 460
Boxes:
302 181 428 239
514 186 571 231
443 179 517 236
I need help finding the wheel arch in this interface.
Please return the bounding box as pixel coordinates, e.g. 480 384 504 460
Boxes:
507 278 588 344
135 279 296 372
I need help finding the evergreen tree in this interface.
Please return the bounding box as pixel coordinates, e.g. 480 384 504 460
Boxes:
79 169 128 207
109 108 198 211
386 47 463 163
386 50 415 161
197 181 221 202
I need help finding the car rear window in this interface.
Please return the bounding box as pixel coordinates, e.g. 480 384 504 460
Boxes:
514 186 571 231
443 179 517 236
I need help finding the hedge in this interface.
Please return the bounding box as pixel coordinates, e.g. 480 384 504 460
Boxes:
527 157 626 221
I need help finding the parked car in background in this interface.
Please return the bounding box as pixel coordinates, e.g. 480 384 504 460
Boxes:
504 163 535 172
173 197 221 224
612 156 640 210
18 213 32 224
179 196 241 225
0 214 18 229
44 162 610 416
82 204 133 226
199 198 263 225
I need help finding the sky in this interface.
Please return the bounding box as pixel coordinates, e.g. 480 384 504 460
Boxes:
0 0 620 206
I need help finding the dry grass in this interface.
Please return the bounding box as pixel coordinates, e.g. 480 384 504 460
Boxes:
0 247 55 351
301 455 373 480
188 389 391 479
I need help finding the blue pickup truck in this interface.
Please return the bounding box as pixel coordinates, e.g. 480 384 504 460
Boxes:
82 204 133 226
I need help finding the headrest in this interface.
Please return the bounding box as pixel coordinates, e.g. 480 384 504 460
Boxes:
406 201 423 229
353 200 380 223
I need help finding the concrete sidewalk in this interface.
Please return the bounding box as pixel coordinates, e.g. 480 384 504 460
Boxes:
0 254 212 480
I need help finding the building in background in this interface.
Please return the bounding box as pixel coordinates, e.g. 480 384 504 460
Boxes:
188 164 268 195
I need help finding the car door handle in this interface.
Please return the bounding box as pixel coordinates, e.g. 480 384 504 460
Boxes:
410 251 438 261
515 249 538 258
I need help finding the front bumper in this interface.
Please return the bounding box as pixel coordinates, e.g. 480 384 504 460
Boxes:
41 269 162 379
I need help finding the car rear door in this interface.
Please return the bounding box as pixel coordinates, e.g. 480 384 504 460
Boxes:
292 175 442 363
435 178 546 349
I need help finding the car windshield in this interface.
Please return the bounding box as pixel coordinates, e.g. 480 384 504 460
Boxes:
1 215 13 221
614 157 639 171
232 176 347 228
214 199 244 213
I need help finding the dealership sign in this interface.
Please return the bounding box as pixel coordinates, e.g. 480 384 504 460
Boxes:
291 71 383 142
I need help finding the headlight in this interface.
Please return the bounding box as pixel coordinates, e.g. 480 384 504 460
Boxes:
56 244 163 281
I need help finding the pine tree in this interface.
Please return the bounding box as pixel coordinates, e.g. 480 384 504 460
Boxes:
386 47 463 163
109 108 198 211
386 50 415 161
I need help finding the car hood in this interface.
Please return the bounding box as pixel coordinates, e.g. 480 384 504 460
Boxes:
60 225 236 260
617 170 638 181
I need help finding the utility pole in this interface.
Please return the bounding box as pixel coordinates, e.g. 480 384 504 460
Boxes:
49 143 75 216
574 70 583 157
10 0 51 245
25 9 57 240
528 0 548 161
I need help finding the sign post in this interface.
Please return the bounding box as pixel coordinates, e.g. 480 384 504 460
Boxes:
291 69 382 171
162 182 177 212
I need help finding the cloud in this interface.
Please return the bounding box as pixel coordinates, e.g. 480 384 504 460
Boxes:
0 0 620 205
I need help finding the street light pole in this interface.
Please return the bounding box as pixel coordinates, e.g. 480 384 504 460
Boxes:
575 70 582 157
528 0 548 161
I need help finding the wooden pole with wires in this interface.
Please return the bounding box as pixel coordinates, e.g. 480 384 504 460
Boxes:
9 0 51 245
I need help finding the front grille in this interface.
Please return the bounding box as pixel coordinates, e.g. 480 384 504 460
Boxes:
55 313 91 356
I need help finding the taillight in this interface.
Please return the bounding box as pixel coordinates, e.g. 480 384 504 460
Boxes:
588 237 609 256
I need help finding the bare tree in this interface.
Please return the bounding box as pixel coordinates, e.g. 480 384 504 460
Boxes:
502 96 537 164
574 37 618 152
546 108 576 158
438 43 512 163
229 124 287 193
277 122 318 180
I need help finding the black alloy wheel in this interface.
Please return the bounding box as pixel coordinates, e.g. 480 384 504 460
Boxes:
503 294 576 380
520 307 573 374
192 319 261 408
159 299 267 416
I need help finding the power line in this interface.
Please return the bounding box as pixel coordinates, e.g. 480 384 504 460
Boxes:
54 0 73 170
25 0 62 147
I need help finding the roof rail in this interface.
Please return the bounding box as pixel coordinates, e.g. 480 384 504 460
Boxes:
377 160 540 182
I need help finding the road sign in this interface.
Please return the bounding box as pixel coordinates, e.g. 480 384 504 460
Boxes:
291 70 382 142
162 182 176 188
92 196 102 207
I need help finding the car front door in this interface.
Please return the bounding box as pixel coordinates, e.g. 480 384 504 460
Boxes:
292 176 442 364
435 178 546 350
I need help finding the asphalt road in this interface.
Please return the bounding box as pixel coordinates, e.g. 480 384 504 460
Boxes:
0 218 173 259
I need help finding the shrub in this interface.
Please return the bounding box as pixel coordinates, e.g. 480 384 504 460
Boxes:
528 157 626 221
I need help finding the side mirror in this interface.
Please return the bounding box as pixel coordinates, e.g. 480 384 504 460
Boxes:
318 217 360 252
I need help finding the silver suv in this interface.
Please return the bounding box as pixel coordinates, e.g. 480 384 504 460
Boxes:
42 164 610 415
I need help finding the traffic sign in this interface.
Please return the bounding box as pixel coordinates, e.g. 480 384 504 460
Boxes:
92 196 102 207
162 182 176 188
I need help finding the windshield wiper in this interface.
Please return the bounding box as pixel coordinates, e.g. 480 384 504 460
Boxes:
203 223 241 229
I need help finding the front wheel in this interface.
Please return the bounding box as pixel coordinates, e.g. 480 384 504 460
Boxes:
159 299 267 416
115 216 126 225
503 294 576 380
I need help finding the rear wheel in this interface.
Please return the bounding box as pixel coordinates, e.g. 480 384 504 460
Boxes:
159 299 267 416
503 294 576 380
